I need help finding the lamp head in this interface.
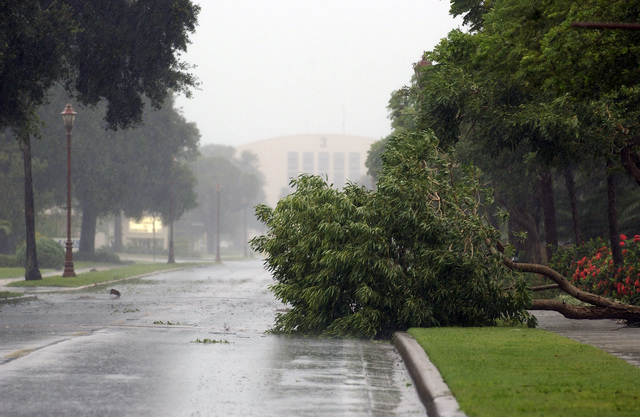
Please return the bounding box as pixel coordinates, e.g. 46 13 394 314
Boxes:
61 104 77 130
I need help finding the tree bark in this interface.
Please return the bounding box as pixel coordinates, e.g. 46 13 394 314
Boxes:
620 136 640 187
540 170 558 261
606 160 623 267
21 132 41 280
113 212 123 252
563 167 582 245
531 299 640 321
507 208 542 264
78 203 97 259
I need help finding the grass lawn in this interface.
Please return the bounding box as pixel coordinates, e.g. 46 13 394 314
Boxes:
6 263 203 288
0 291 24 299
408 327 640 417
0 268 53 279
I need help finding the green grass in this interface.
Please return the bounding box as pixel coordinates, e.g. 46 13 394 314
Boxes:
0 267 53 279
0 262 106 279
6 263 203 288
0 291 24 299
408 327 640 417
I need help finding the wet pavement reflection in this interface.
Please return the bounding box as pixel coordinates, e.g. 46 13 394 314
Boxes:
0 260 426 416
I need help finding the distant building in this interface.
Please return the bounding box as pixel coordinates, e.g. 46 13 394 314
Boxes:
236 134 378 207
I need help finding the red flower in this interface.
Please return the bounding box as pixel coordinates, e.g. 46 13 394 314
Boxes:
626 276 631 285
621 234 628 241
635 235 640 242
620 241 625 247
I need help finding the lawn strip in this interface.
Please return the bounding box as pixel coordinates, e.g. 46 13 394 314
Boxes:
6 263 204 288
408 327 640 417
0 291 24 299
0 268 56 279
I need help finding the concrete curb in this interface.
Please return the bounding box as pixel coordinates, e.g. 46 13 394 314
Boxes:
394 331 467 417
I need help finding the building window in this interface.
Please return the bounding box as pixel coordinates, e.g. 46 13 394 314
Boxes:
318 152 329 178
348 152 360 180
302 152 314 173
334 152 345 188
287 152 299 180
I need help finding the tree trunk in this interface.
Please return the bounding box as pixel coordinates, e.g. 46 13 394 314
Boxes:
620 135 640 187
606 160 623 267
563 167 582 245
508 208 542 264
78 203 97 259
540 170 558 261
21 133 41 280
531 299 640 321
113 212 123 252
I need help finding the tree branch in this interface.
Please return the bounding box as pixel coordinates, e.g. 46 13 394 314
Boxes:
497 240 640 321
529 284 559 292
531 299 640 321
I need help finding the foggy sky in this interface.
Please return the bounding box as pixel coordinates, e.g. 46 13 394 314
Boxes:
174 0 463 146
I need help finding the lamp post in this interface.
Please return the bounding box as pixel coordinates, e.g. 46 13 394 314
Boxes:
167 157 176 264
412 55 431 86
61 104 77 277
215 184 222 263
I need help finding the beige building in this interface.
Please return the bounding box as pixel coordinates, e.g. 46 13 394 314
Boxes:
236 134 378 207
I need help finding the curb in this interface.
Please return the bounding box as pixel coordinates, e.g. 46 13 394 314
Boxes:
394 331 467 417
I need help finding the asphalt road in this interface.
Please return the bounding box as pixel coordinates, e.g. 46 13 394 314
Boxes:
0 260 426 417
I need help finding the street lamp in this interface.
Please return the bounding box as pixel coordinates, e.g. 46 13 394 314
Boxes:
412 55 431 86
215 184 222 263
167 157 176 264
61 104 77 277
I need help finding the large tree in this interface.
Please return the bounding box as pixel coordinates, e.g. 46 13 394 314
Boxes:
0 0 200 278
34 89 200 259
252 132 535 338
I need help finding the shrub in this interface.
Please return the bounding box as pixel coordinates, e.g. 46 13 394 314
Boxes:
15 238 65 269
0 254 18 267
75 248 121 264
550 235 640 305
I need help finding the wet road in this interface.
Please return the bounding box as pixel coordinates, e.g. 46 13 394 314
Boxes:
0 260 426 416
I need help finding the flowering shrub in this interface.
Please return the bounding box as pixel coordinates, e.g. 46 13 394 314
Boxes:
550 235 640 305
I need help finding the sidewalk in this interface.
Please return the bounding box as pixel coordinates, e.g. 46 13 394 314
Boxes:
533 310 640 367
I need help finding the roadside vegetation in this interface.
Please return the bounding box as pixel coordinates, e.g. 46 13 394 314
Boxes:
6 263 202 288
0 291 23 299
409 327 640 417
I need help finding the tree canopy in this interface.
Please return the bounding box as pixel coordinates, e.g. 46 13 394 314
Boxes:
0 0 200 133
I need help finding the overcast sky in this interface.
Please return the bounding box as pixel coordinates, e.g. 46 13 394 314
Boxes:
174 0 464 147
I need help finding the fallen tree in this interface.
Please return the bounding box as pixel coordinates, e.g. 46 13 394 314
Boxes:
252 132 640 338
